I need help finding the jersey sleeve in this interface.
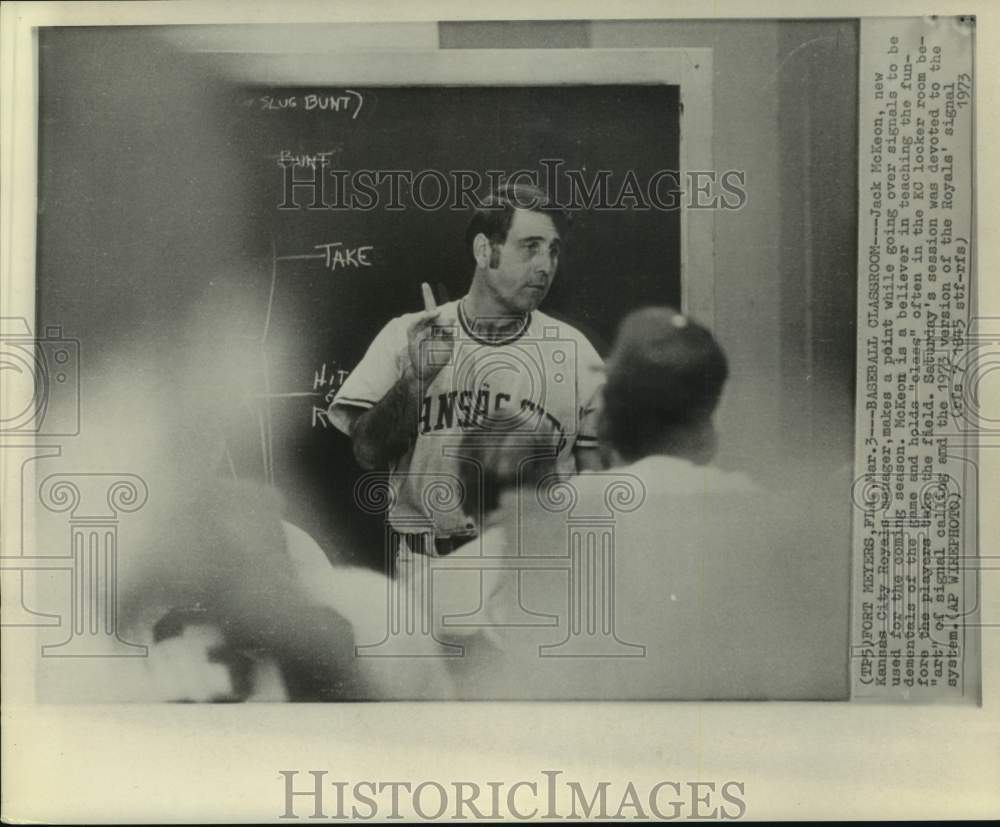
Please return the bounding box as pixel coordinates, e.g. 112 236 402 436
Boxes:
328 317 406 435
575 334 605 449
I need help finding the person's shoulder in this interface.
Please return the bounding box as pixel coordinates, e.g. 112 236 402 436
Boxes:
531 308 581 337
625 456 763 497
531 309 602 354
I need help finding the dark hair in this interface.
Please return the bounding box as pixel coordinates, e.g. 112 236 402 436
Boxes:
464 182 571 263
601 307 729 463
456 428 561 526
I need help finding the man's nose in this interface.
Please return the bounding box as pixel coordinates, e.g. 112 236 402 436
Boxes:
534 250 554 276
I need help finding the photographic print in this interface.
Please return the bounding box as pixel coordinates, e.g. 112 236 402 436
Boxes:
1 2 993 822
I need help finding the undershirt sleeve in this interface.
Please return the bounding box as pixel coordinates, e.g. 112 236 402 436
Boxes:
328 317 405 435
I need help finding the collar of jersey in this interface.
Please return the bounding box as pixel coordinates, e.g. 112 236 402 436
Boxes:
457 300 532 347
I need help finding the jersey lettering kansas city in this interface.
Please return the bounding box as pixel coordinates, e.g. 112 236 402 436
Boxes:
330 300 604 538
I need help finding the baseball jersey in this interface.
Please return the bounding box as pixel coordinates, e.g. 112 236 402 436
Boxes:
330 299 604 538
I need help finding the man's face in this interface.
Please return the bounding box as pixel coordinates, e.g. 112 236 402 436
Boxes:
484 208 561 314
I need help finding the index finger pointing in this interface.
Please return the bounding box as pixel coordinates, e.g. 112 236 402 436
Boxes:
408 309 441 332
421 282 437 312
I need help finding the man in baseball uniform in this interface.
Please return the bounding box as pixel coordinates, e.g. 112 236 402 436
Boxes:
329 183 604 558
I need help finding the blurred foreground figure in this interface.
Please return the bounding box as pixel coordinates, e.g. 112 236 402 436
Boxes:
118 479 454 702
412 429 562 693
448 307 847 700
30 332 457 702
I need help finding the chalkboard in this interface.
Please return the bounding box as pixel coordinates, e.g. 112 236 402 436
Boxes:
223 83 682 566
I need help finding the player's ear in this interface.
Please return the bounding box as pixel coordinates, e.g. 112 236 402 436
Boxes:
472 233 490 269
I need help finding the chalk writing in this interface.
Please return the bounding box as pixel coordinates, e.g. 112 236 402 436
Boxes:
252 90 364 119
311 406 332 429
313 362 350 393
314 242 374 271
310 362 351 428
277 150 338 170
258 95 296 110
303 91 364 119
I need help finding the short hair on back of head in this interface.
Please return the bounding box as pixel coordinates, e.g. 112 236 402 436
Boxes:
601 307 729 462
456 427 561 524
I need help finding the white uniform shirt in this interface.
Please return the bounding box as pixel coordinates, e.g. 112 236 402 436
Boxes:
475 456 850 700
330 299 604 538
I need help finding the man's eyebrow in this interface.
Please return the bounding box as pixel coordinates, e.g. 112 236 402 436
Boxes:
518 235 561 244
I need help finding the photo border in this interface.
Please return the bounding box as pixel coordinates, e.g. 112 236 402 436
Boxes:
2 0 997 821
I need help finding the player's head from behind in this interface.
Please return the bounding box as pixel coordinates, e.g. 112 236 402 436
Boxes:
600 307 728 467
465 182 571 315
456 426 561 533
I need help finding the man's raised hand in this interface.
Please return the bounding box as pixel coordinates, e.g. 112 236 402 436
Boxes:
406 283 455 385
